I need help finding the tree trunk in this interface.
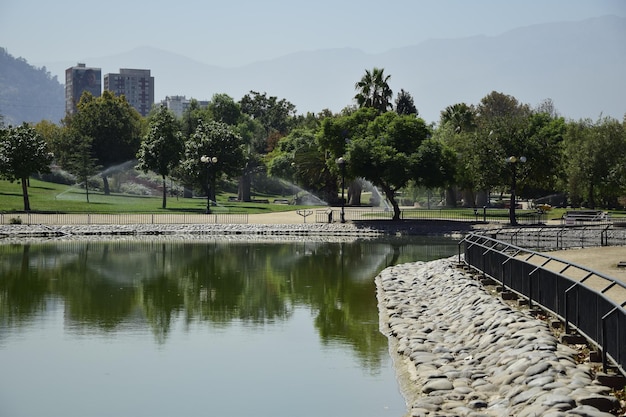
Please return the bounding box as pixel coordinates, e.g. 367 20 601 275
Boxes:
21 177 30 212
476 190 489 207
445 187 457 207
102 174 110 195
162 176 167 209
347 180 362 205
238 174 252 202
380 183 401 221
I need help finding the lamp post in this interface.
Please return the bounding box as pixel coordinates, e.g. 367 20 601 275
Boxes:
506 155 526 226
336 157 346 223
201 155 218 214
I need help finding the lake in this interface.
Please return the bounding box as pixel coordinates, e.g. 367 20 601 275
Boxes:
0 235 457 417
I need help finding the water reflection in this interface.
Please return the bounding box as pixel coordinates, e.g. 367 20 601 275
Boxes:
0 236 457 416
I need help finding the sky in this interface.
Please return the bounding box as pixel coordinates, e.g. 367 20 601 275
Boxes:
2 0 625 69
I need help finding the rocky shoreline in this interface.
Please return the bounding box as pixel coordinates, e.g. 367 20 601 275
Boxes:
376 257 622 417
0 219 477 242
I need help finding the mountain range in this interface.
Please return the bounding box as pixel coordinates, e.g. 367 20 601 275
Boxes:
3 15 625 125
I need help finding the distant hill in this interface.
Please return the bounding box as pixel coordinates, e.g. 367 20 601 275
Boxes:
0 48 65 125
5 15 626 125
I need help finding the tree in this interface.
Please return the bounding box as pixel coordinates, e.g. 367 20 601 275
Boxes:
267 128 336 203
395 89 418 116
354 67 393 113
563 117 626 208
67 91 143 195
136 106 184 209
181 120 245 205
0 123 53 211
208 93 241 126
318 107 379 205
440 103 476 133
346 111 432 220
63 134 100 203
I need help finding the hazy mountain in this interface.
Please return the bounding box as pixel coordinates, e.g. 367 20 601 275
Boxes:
0 48 65 125
7 15 626 125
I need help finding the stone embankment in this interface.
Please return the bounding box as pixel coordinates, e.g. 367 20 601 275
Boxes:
0 220 472 242
376 257 622 417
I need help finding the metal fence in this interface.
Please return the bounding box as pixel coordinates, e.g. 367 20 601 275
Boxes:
0 212 249 225
460 232 626 376
316 207 546 223
481 224 626 251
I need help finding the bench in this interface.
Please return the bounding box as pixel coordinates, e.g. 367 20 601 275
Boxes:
562 210 610 225
252 199 269 204
273 199 290 204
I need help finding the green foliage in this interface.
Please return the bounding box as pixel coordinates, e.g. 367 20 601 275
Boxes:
209 93 241 125
354 67 393 113
395 89 418 116
239 91 296 138
136 106 184 208
68 90 143 171
0 123 53 210
563 117 626 208
181 120 245 200
334 111 437 219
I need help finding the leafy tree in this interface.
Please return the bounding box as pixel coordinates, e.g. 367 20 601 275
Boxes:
238 91 296 199
208 93 241 126
0 123 53 211
239 91 296 143
563 117 626 208
67 91 143 194
268 128 336 203
181 99 211 138
395 89 418 116
318 107 379 205
346 111 432 220
412 138 457 190
181 120 245 205
354 67 393 114
64 134 100 203
136 106 184 209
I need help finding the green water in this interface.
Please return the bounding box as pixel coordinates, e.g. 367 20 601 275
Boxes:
0 236 457 417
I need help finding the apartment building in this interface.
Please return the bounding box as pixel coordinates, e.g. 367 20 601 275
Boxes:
104 68 154 117
65 63 102 115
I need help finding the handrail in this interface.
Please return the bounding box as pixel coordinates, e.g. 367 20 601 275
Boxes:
460 232 626 376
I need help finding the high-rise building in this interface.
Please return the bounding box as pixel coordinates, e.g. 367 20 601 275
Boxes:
159 96 209 118
104 68 154 117
65 63 101 115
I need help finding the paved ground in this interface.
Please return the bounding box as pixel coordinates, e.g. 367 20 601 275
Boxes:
543 246 626 283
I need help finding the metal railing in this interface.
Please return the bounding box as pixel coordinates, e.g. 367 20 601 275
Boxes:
482 224 626 250
316 207 545 223
0 212 249 225
460 232 626 376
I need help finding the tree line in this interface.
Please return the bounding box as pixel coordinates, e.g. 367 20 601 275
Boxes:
1 67 625 217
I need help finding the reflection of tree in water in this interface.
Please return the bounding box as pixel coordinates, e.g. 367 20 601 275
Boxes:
0 238 456 366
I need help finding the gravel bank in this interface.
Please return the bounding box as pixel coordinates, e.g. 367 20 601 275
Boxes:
376 257 621 417
0 219 477 242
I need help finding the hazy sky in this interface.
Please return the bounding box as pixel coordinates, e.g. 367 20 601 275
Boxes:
2 0 625 68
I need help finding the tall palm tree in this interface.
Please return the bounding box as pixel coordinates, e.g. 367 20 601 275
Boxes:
354 67 393 113
440 103 477 133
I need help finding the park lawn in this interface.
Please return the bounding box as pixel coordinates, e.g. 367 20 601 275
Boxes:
0 178 308 214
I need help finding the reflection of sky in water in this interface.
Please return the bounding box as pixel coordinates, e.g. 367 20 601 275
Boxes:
0 238 457 417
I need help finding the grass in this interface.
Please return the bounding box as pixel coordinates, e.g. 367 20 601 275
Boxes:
0 178 312 214
3 178 625 221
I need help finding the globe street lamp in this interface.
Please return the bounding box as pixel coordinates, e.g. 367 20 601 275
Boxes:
506 155 526 226
201 155 218 214
336 157 346 223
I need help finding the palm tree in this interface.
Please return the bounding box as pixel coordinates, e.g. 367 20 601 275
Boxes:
354 68 393 113
440 103 477 133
